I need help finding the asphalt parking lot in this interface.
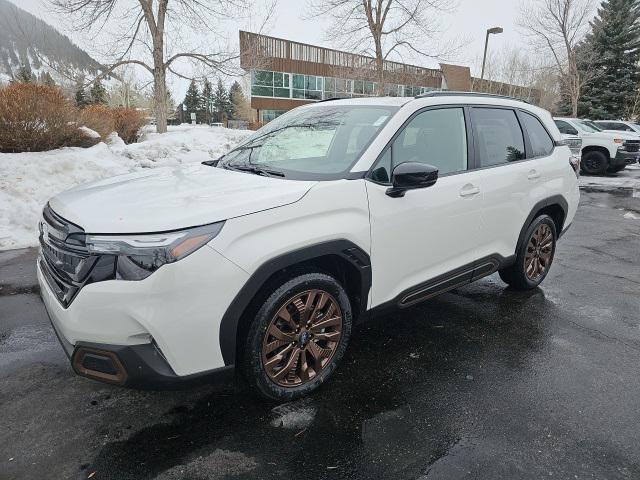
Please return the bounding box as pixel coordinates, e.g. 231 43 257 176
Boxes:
1 176 639 480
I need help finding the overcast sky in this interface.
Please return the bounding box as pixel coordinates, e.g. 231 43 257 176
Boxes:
10 0 527 98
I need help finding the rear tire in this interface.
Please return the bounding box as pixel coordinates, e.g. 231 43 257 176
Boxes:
581 150 609 175
499 215 557 290
241 272 352 401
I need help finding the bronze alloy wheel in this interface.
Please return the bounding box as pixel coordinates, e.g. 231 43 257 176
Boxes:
525 223 554 281
261 289 343 388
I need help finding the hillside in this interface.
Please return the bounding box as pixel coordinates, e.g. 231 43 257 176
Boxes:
0 0 113 86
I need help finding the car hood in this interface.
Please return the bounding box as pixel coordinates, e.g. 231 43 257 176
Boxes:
582 131 638 141
49 164 316 233
601 129 640 139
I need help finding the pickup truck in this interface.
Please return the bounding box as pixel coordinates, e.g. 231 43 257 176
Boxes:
554 117 640 174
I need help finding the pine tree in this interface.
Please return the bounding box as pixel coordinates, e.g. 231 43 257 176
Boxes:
41 72 56 87
75 83 89 108
202 79 214 123
579 0 640 119
229 81 247 120
213 79 232 122
183 79 202 120
89 80 107 104
14 64 33 83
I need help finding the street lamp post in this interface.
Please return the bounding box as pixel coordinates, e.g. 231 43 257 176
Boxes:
480 27 504 83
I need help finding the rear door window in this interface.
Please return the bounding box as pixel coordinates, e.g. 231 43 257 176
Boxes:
520 112 554 157
471 108 525 167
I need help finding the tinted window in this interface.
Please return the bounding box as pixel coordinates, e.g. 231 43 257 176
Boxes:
521 112 554 157
368 108 467 183
554 120 578 135
393 108 467 173
472 108 525 166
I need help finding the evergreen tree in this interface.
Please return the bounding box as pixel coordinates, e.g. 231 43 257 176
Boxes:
75 83 89 108
41 72 56 87
183 79 202 120
202 79 214 123
579 0 640 119
14 64 33 83
213 79 232 122
89 79 107 104
229 81 247 120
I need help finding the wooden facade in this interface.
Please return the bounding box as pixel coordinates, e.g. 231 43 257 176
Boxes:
239 31 443 90
240 31 542 118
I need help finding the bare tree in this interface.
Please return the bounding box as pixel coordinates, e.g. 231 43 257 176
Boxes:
307 0 459 94
51 0 274 133
519 0 596 117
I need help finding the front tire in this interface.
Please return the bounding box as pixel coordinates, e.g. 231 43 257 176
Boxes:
241 272 352 401
499 215 557 290
581 150 609 175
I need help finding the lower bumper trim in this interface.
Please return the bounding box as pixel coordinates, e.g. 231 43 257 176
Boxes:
70 341 235 390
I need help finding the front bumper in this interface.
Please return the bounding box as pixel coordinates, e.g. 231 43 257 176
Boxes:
613 150 640 167
38 243 249 385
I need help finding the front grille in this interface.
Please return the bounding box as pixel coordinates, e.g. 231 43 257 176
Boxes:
38 205 110 307
623 140 640 153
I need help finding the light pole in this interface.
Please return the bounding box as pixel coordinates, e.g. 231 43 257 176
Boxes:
480 27 504 83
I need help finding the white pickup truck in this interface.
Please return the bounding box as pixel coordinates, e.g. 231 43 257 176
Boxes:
554 117 640 174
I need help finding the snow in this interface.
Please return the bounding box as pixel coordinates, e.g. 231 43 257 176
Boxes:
624 212 638 220
579 168 640 191
270 400 316 430
78 126 101 139
0 125 251 250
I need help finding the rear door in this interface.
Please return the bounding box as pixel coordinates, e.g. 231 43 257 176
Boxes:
470 107 551 261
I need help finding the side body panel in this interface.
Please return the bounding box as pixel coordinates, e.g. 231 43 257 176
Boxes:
366 173 484 308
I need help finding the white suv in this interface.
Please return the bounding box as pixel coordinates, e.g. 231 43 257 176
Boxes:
38 93 580 400
554 117 640 174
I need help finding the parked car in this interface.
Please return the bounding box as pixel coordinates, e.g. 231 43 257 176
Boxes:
554 117 640 174
38 93 580 400
594 119 640 136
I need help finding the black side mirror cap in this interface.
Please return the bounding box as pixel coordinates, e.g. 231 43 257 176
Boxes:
386 162 439 198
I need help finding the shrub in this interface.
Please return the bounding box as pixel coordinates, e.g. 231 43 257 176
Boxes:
0 83 80 153
112 107 146 144
79 104 115 140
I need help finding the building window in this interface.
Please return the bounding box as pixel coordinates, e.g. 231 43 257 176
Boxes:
251 70 291 98
251 69 437 102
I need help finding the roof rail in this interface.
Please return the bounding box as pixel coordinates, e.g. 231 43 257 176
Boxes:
415 91 530 104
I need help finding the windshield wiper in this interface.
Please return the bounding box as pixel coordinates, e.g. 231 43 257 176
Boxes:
227 164 285 177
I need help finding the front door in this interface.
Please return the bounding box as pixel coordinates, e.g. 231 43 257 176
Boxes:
366 106 485 308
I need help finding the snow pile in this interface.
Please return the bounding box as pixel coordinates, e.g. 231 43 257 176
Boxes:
579 168 640 190
0 125 251 250
270 400 316 430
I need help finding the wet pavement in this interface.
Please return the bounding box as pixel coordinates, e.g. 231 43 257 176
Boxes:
1 184 639 480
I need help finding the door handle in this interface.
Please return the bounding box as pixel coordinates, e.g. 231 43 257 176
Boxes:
527 169 541 180
459 184 480 197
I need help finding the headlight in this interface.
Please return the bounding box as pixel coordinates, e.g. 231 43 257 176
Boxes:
85 222 224 280
614 138 623 144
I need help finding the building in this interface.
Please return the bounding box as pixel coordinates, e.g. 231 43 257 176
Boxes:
239 31 541 123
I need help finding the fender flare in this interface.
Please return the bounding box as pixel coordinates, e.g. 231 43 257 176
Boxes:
516 194 569 250
218 239 371 365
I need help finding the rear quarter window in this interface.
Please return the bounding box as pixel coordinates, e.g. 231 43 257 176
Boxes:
521 112 554 157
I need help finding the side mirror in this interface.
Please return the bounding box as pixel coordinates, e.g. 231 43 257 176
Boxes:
386 162 438 198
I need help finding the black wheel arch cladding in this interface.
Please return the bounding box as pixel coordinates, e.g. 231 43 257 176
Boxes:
218 239 371 366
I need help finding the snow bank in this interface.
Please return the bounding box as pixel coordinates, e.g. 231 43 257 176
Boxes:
0 125 251 250
579 168 640 191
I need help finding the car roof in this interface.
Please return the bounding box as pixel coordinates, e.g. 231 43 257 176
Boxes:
303 93 537 110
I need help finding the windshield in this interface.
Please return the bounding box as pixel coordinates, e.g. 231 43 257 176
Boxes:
220 105 398 180
574 120 601 133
